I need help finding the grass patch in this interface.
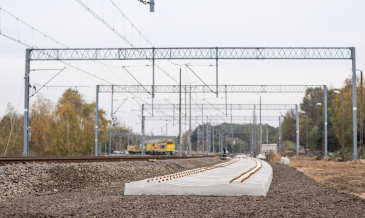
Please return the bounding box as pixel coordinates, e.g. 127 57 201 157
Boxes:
285 141 296 148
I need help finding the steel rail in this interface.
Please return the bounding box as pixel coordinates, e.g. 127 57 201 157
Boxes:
0 155 216 165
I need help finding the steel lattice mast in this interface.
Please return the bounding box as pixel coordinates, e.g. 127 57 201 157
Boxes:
23 47 357 160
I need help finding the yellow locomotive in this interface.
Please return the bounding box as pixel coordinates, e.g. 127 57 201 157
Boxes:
145 138 175 155
127 145 141 154
126 138 175 155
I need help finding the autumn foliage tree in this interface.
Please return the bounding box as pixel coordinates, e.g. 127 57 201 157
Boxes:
331 75 365 151
49 89 108 156
281 109 296 142
2 75 365 157
29 95 53 156
0 103 23 156
0 89 109 157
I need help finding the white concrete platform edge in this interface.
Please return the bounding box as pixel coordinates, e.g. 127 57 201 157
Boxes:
124 156 273 196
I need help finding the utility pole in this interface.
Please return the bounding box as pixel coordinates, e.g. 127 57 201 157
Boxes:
218 133 221 154
260 96 262 154
185 85 187 154
231 104 233 153
212 125 214 154
206 119 209 155
225 136 227 150
141 104 145 155
23 49 31 157
253 105 256 153
197 127 200 155
202 104 204 156
324 85 328 157
225 85 227 116
111 85 114 125
266 123 268 144
208 123 211 154
306 113 308 149
189 85 192 156
296 104 300 157
335 90 345 159
179 68 182 157
250 119 253 153
279 116 281 155
341 92 345 160
149 0 155 12
95 85 99 156
216 129 218 153
221 133 223 154
253 110 255 152
361 70 363 149
109 132 111 155
322 102 325 156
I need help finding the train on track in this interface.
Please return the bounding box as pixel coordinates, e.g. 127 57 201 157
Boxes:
127 138 175 155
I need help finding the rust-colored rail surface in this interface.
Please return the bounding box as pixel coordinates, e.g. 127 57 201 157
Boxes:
0 155 216 165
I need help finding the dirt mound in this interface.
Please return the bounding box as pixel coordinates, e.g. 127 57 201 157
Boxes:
289 156 365 199
282 149 295 157
270 152 281 163
324 156 331 161
335 157 343 162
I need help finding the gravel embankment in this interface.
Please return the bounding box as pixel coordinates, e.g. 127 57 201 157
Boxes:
0 157 222 202
1 161 365 217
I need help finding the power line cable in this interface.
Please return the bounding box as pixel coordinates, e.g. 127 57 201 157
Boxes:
122 67 151 94
0 7 129 85
185 65 215 94
75 0 182 84
113 98 128 114
30 68 66 98
0 7 205 130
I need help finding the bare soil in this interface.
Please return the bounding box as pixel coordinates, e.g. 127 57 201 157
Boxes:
288 155 365 199
1 161 365 217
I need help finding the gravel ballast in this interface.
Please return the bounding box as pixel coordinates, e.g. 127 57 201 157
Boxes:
0 157 222 201
1 161 365 217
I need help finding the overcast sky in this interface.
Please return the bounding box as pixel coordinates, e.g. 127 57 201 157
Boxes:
1 0 365 136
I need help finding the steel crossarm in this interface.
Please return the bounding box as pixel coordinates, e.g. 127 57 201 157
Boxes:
23 47 359 160
29 47 352 60
98 85 325 93
144 104 296 111
144 116 280 121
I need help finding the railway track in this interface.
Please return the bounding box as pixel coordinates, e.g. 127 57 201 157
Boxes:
0 155 216 165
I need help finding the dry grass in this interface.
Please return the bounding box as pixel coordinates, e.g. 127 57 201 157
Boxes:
288 156 365 199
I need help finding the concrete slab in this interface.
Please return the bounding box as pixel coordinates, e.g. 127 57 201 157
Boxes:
124 156 273 196
281 157 290 164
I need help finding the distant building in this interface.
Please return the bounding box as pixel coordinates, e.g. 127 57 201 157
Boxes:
260 144 277 155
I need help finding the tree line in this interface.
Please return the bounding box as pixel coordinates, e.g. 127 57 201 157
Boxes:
0 89 111 156
280 75 364 155
1 75 363 156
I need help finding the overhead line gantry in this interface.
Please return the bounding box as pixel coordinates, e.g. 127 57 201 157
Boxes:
97 84 326 156
24 47 358 159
